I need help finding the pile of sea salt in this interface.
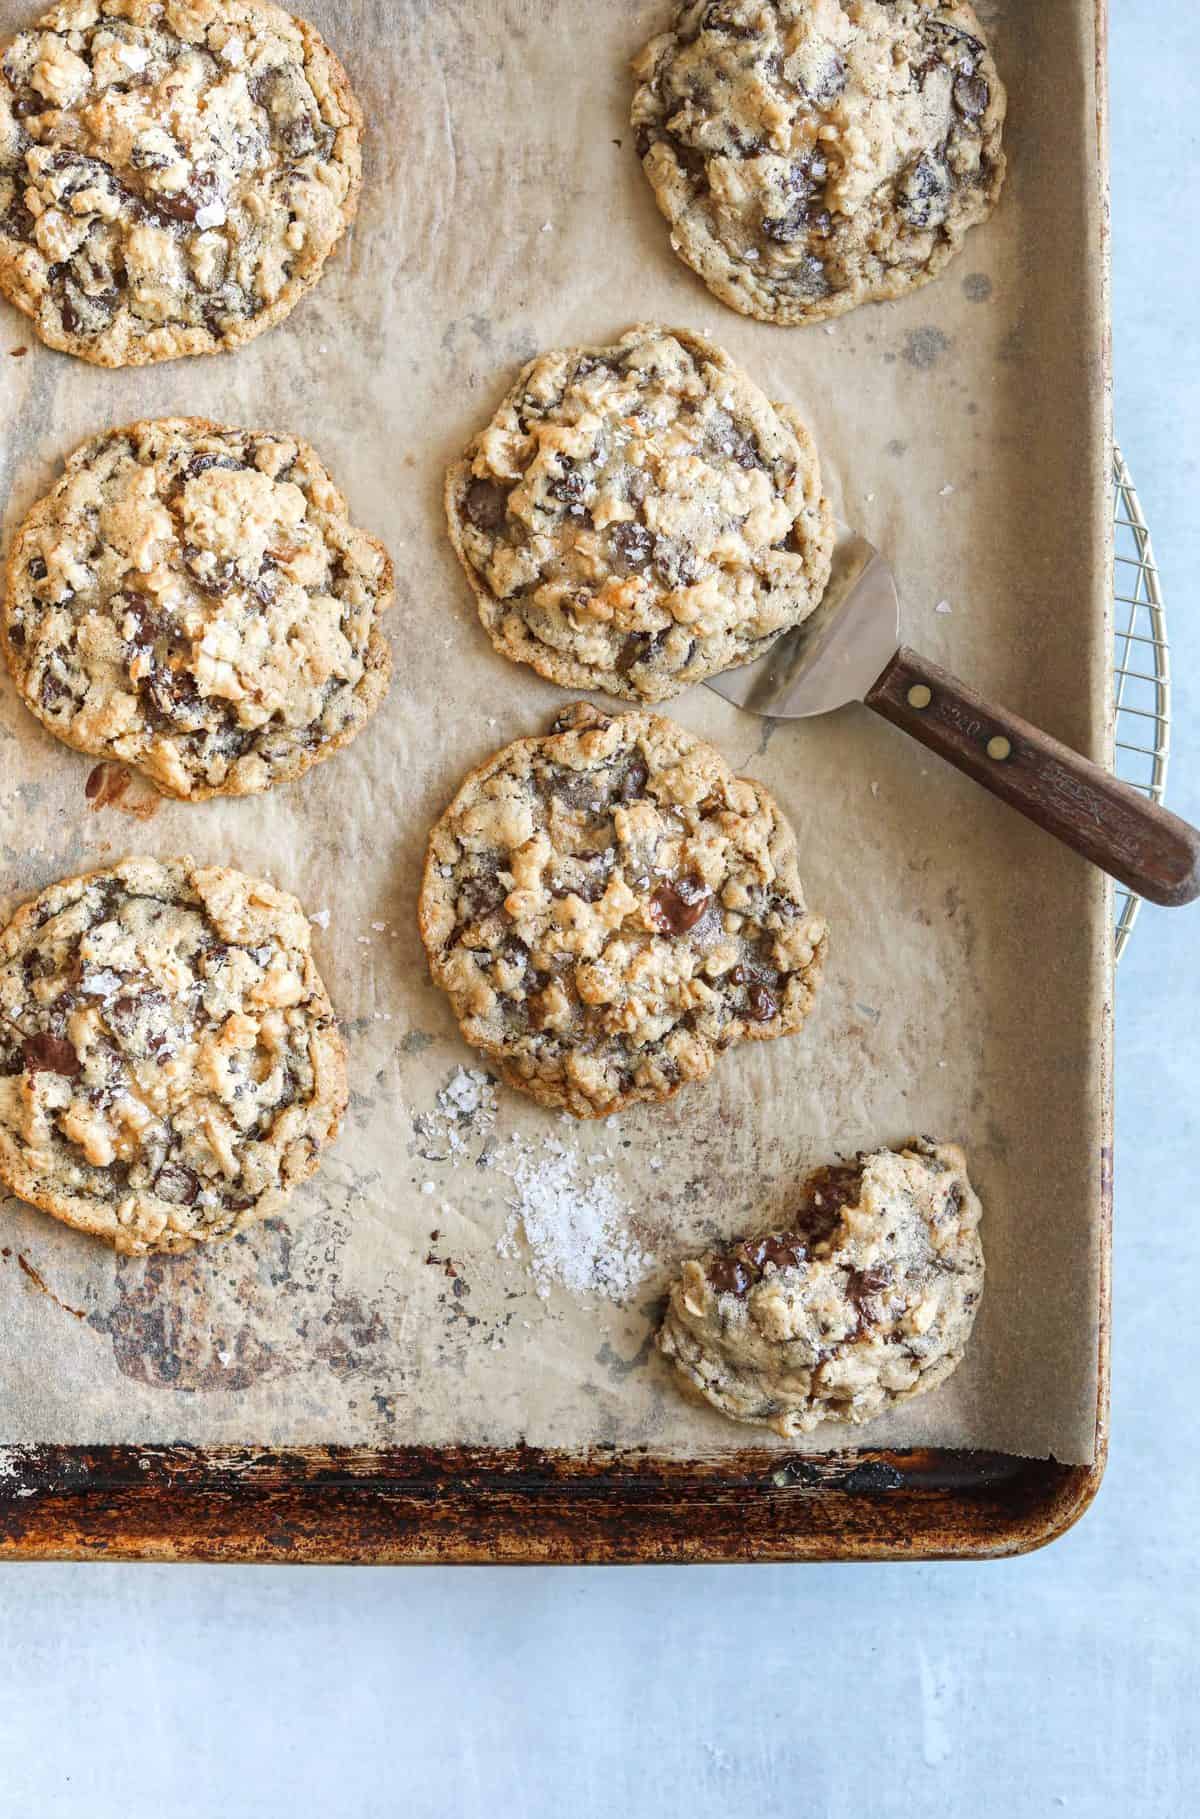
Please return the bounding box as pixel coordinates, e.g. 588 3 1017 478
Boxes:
495 1134 652 1303
418 1069 652 1302
414 1067 498 1159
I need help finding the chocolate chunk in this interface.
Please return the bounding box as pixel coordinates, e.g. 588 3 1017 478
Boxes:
146 662 198 712
846 1263 894 1331
39 670 72 713
848 1263 892 1301
149 171 220 225
22 1031 80 1077
548 462 591 517
793 1165 864 1240
617 757 649 800
184 451 243 483
667 135 712 182
120 595 163 646
463 477 510 532
55 279 119 336
609 521 654 575
154 1160 200 1205
702 2 755 37
616 631 666 684
281 115 331 159
761 149 830 245
648 875 711 936
927 21 985 67
746 980 778 1022
614 635 643 677
953 74 989 119
708 1227 808 1297
1 195 37 241
730 429 765 470
745 1233 808 1273
183 544 237 596
456 869 507 926
553 852 611 904
11 92 44 120
106 989 171 1057
897 154 951 229
707 1252 755 1295
761 204 808 246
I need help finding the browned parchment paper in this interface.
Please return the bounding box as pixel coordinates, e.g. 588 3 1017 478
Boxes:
0 0 1109 1463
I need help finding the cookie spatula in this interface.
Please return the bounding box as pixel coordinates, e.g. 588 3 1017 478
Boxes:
706 524 1200 907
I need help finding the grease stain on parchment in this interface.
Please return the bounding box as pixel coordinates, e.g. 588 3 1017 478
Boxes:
903 327 952 370
962 272 994 302
86 1213 401 1395
83 761 161 820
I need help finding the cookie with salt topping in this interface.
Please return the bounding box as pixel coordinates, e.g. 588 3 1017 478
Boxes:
419 701 828 1118
0 855 346 1254
0 0 362 365
631 0 1006 325
3 417 392 799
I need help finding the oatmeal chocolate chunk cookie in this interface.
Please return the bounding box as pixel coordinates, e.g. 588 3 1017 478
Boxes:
659 1139 983 1434
3 417 393 800
0 0 362 366
419 701 827 1118
446 325 833 704
632 0 1006 326
0 856 347 1254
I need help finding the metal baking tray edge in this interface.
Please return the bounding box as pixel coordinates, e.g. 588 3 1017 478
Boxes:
0 0 1113 1565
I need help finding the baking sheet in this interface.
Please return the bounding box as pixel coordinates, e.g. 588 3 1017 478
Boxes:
0 0 1108 1463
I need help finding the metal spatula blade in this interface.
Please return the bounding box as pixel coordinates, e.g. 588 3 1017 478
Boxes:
707 523 900 720
705 524 1200 909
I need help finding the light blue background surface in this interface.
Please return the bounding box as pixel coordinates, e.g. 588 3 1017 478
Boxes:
1 6 1197 1814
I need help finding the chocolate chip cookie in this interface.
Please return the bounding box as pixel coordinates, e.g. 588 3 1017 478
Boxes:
3 417 393 800
446 324 833 703
0 0 362 366
419 702 828 1118
658 1139 983 1434
632 0 1006 325
0 856 347 1254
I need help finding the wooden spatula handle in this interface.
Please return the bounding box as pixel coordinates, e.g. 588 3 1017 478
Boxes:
866 645 1200 907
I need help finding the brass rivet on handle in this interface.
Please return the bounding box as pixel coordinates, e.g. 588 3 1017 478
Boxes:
987 735 1012 762
907 684 932 710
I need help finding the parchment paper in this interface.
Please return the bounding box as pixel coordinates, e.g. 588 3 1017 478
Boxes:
0 0 1109 1463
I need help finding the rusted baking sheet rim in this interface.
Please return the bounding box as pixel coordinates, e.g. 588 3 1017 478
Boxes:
0 1442 1104 1563
0 0 1113 1567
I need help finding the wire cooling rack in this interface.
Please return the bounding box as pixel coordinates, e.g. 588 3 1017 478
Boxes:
1112 444 1171 960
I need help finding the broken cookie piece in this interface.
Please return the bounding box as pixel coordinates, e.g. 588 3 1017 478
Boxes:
0 855 347 1253
658 1139 984 1434
418 701 828 1118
